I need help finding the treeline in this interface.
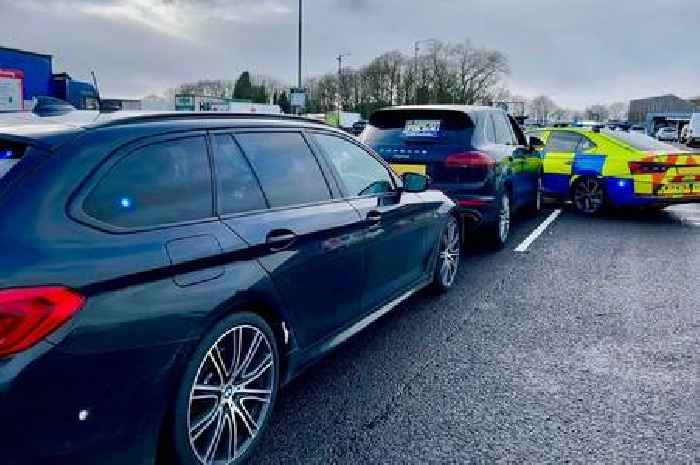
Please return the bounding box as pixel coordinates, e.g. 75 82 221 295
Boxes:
304 39 510 116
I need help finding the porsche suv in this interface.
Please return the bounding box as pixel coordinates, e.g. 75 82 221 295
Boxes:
361 106 543 248
0 112 460 465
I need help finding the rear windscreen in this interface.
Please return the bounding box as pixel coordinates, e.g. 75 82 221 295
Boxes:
602 129 677 151
0 139 27 179
362 110 474 146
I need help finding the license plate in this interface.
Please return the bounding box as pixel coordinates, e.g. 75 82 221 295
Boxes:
656 183 699 196
390 163 426 176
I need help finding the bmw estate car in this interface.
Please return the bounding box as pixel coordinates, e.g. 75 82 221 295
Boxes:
361 106 543 248
0 112 461 465
527 127 699 214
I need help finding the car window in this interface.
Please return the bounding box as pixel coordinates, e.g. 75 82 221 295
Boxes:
235 132 331 208
543 131 583 153
492 113 515 145
84 136 212 228
483 116 496 143
577 136 596 152
213 134 268 215
313 133 394 197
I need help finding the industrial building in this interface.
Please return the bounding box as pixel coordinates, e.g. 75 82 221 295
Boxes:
0 46 99 111
628 94 700 134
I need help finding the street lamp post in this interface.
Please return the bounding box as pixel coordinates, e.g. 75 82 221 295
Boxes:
413 39 436 104
298 0 302 90
337 52 350 128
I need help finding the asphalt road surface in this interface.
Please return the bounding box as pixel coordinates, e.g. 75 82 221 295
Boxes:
251 201 699 464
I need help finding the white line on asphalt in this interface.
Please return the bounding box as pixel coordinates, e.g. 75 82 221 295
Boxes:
514 209 563 253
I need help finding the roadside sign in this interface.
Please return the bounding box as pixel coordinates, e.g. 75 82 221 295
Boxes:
290 88 306 108
0 69 24 111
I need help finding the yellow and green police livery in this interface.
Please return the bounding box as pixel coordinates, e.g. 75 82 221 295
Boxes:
527 127 699 214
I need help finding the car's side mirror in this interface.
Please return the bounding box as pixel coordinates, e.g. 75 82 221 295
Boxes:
401 172 428 193
528 136 544 151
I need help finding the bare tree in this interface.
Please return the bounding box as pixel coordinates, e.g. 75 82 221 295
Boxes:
528 95 557 124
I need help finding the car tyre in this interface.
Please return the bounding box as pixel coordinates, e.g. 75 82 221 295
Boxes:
571 176 605 215
172 312 280 465
430 215 460 293
484 191 511 250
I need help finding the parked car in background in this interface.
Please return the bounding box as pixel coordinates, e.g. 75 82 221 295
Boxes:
688 113 700 147
0 112 461 465
630 125 647 134
526 127 699 214
656 126 678 142
351 119 367 136
362 105 543 248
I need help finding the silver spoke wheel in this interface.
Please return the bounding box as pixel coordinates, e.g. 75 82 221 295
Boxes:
573 178 604 214
499 194 511 243
438 217 460 287
188 325 274 465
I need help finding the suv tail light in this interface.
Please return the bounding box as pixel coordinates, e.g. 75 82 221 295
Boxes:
445 151 496 168
0 287 85 357
628 161 670 174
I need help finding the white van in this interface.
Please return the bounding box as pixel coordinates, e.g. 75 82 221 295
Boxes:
688 113 700 147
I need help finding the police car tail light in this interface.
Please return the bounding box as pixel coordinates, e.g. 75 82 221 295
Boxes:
0 287 85 357
628 161 670 174
445 151 495 168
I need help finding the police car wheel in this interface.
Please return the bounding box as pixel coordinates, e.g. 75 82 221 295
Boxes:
572 177 605 215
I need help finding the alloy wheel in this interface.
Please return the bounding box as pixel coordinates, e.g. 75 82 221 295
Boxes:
438 217 460 287
187 325 275 465
499 194 511 243
573 178 604 214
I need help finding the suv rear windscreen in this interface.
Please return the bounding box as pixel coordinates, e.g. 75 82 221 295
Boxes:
362 110 474 146
0 139 27 180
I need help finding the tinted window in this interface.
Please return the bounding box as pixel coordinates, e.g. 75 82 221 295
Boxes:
544 131 583 153
362 110 474 146
84 137 212 227
213 134 267 215
236 132 331 208
577 136 596 151
492 113 515 145
313 133 394 196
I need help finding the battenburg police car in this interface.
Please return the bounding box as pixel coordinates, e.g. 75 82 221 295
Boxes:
527 127 699 214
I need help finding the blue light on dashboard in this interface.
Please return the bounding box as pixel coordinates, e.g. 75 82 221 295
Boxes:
120 197 132 208
1 150 12 160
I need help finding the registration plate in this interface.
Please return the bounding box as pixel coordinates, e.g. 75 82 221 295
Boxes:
390 163 427 176
656 183 699 196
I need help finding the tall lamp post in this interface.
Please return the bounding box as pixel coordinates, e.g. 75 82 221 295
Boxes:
337 52 351 128
413 38 436 104
298 0 302 91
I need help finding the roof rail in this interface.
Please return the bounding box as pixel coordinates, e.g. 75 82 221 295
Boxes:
94 112 331 128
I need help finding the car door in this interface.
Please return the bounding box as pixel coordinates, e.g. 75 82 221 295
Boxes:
490 111 528 205
508 115 541 204
308 131 435 314
541 131 583 197
214 130 367 348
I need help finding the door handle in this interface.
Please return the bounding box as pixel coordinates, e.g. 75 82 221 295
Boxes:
265 229 297 251
366 210 382 225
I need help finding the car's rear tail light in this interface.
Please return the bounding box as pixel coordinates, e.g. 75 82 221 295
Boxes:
0 287 85 357
445 151 496 168
628 161 670 174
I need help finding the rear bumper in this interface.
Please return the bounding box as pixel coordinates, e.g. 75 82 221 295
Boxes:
605 177 700 207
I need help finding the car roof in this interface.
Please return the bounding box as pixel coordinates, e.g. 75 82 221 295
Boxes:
374 104 499 114
0 111 336 150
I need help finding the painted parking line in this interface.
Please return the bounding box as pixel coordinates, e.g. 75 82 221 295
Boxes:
514 209 563 253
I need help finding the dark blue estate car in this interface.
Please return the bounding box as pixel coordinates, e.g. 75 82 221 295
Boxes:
0 112 460 465
361 106 543 248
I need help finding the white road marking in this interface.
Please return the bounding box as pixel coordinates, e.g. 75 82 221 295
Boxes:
514 209 563 253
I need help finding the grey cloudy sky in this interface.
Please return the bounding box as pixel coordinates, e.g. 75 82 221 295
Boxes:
1 0 698 108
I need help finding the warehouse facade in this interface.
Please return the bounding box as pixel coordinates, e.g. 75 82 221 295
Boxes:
628 94 699 134
0 46 98 111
